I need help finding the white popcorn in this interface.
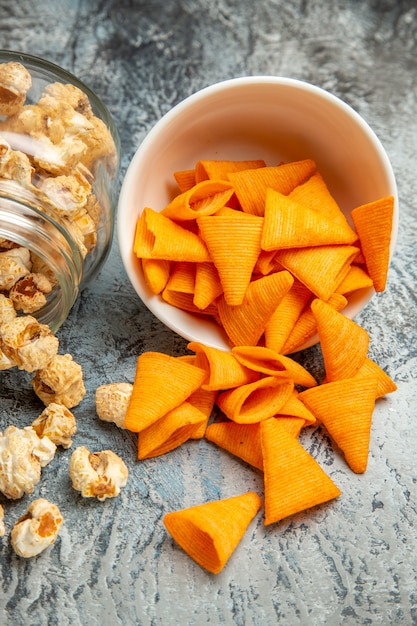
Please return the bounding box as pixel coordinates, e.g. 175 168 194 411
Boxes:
0 247 31 291
0 142 34 187
0 295 17 370
0 426 56 500
9 272 52 314
0 61 32 116
95 382 133 429
38 173 90 220
11 498 63 558
43 82 94 119
0 294 17 326
0 315 59 372
31 353 86 408
69 446 128 501
31 402 77 449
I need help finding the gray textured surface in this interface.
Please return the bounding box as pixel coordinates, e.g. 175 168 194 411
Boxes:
1 1 416 625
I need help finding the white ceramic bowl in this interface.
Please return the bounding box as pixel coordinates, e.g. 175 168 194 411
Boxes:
117 76 398 351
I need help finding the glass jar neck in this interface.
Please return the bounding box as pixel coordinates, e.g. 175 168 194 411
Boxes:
0 189 83 332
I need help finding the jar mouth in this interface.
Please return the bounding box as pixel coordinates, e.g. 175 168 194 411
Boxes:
0 189 83 332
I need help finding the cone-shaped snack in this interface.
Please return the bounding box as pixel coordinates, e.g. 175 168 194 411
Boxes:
216 377 294 424
124 352 207 432
138 401 207 459
228 159 316 216
188 341 259 391
276 244 359 301
282 293 347 355
206 421 263 471
299 376 377 473
261 188 358 251
217 270 294 347
187 387 217 439
164 261 195 295
354 357 397 398
197 211 263 306
173 168 196 193
335 264 374 296
164 492 262 574
289 171 353 228
260 418 341 525
254 249 283 276
193 262 223 309
134 207 210 262
141 258 172 294
195 158 266 182
277 390 317 424
232 345 317 388
161 180 234 221
351 195 394 292
162 263 218 315
311 299 369 381
274 416 307 438
264 279 312 353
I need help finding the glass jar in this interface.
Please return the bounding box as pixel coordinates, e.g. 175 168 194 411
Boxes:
0 50 120 332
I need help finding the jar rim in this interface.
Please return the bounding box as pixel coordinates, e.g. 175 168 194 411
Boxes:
0 190 83 332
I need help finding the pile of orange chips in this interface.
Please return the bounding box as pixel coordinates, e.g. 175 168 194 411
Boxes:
134 158 394 352
126 158 396 574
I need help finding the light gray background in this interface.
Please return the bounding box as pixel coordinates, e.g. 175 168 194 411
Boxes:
1 1 416 625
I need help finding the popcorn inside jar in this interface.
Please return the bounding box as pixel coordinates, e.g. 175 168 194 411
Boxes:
0 51 120 331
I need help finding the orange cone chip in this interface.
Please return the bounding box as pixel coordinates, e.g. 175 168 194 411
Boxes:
188 341 259 391
195 158 266 182
197 212 264 306
261 188 358 251
162 264 218 315
173 169 196 193
216 377 294 424
264 279 312 353
162 290 218 316
217 270 294 347
193 262 223 309
335 264 374 296
351 196 395 292
124 352 207 432
228 159 316 216
355 357 397 398
274 416 307 438
134 207 210 262
278 390 317 424
205 421 263 471
138 401 208 459
164 492 262 574
299 376 377 473
187 387 217 438
142 258 171 294
161 180 235 221
282 293 347 355
289 171 352 228
232 346 317 388
311 299 369 381
164 261 195 295
276 244 359 301
260 418 341 524
253 249 283 276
